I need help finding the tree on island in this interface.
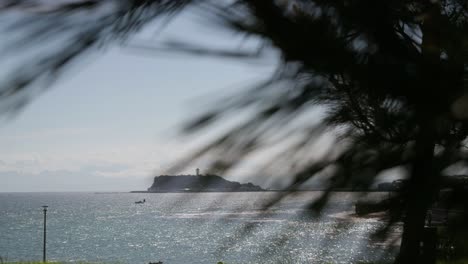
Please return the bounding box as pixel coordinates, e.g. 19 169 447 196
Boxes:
1 1 468 263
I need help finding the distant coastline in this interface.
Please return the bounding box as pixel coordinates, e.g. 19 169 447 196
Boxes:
130 169 395 193
130 189 385 193
131 185 386 193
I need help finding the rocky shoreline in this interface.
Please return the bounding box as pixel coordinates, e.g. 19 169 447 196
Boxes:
140 173 264 193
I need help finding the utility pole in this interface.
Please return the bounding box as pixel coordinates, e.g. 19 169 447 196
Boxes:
42 205 48 263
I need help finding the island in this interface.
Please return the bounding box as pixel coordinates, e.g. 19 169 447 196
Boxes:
132 169 264 193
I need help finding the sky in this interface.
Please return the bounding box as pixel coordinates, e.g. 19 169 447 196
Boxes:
0 8 278 192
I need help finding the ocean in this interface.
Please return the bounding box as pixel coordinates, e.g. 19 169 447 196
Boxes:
0 192 399 263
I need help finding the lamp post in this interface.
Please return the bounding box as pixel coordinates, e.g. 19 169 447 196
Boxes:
42 205 48 263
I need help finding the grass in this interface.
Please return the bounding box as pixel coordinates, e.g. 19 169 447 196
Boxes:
2 259 387 264
437 261 468 264
1 262 106 264
3 258 468 264
0 257 119 264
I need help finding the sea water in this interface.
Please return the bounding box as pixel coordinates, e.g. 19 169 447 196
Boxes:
0 192 399 263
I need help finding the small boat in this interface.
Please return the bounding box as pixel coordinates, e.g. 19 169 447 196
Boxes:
135 199 146 204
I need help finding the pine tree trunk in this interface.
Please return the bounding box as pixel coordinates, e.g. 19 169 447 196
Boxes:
397 3 441 262
397 115 437 263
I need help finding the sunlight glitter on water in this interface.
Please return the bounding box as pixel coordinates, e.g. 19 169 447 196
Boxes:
0 192 398 263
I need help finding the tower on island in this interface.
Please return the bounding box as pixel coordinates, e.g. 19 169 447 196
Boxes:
196 168 200 176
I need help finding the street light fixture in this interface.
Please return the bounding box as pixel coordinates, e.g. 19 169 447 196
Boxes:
42 205 48 263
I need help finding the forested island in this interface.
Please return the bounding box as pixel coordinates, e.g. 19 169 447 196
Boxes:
133 173 264 193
